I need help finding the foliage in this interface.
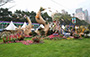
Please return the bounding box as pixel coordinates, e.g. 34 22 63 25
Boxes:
53 13 62 21
88 24 90 30
0 31 11 38
41 12 52 22
32 36 41 43
0 31 25 43
52 12 88 25
0 8 88 25
30 31 37 36
60 34 64 37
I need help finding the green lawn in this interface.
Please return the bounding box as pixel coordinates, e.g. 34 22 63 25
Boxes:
0 38 90 57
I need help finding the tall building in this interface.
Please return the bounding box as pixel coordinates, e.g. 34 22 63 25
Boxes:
74 12 85 20
76 8 82 13
89 16 90 23
75 8 89 22
84 10 89 21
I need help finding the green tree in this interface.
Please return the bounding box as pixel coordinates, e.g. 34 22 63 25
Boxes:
0 8 12 21
41 12 52 22
29 11 36 23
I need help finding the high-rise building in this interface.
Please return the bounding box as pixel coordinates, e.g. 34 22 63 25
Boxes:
84 10 89 21
75 8 89 22
89 16 90 23
75 8 82 13
74 12 85 20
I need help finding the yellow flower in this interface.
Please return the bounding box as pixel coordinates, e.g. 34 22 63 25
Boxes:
67 38 71 40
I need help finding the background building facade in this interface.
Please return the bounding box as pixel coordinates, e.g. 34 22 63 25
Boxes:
74 8 89 23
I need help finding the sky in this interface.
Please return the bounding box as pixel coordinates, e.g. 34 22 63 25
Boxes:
1 0 90 16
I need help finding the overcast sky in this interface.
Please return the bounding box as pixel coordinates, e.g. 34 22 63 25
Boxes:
1 0 90 16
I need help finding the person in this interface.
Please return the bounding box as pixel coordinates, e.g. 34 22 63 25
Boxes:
53 31 59 36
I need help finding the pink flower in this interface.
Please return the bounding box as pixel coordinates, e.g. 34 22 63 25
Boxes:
25 43 29 45
6 36 8 40
9 41 11 43
15 41 20 43
63 36 67 38
27 40 33 43
28 40 33 43
12 35 15 38
22 41 30 45
14 35 17 39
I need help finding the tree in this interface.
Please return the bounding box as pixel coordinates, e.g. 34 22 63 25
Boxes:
41 12 52 22
29 11 36 23
0 8 12 21
0 8 89 25
88 24 90 30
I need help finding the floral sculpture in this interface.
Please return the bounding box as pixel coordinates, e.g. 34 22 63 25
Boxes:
35 7 49 36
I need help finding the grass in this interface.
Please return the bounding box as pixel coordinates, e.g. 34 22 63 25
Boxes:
0 38 90 57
